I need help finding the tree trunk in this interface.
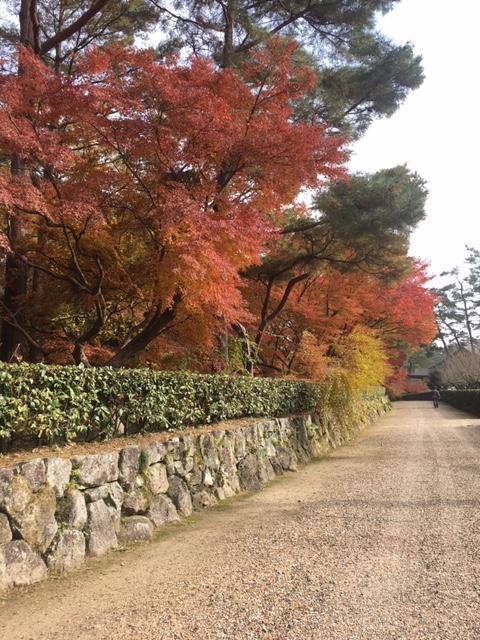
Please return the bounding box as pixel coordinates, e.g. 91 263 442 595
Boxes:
436 323 450 355
459 280 476 354
249 272 310 372
107 297 181 368
0 2 35 361
0 242 28 362
221 0 236 68
1 0 114 362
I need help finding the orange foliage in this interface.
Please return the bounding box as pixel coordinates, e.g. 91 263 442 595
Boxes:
0 42 346 365
403 379 429 394
246 260 436 387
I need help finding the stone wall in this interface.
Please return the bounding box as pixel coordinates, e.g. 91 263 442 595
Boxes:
0 397 389 592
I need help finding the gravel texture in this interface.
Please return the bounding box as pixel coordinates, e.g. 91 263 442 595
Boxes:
2 401 480 640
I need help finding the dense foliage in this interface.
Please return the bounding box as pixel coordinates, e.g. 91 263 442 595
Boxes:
0 363 386 450
0 1 436 396
0 43 346 366
441 390 480 416
435 351 480 390
156 0 424 138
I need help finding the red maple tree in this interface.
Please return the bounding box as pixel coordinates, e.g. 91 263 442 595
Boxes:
244 260 436 381
0 42 346 365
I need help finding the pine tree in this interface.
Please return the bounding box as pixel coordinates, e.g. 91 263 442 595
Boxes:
153 0 424 137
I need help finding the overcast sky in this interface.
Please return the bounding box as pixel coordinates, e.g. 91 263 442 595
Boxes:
350 0 480 277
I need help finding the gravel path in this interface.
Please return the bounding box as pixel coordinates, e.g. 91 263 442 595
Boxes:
2 401 480 640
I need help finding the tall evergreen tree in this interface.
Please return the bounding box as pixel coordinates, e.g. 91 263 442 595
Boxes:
152 0 424 137
245 165 428 356
435 248 480 354
0 0 159 70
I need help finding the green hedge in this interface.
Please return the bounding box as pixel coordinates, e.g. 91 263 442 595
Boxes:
0 364 328 450
0 364 388 451
442 390 480 416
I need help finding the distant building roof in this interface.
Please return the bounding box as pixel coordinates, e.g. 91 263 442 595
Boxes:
408 369 430 378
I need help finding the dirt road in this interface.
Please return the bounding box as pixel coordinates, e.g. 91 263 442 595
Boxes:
2 401 480 640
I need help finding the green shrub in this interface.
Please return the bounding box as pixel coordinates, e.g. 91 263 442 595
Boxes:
442 390 480 416
0 364 387 451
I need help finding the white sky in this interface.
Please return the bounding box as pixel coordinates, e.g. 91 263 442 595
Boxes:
349 0 480 277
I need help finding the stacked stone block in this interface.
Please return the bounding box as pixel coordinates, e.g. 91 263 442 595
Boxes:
0 399 388 592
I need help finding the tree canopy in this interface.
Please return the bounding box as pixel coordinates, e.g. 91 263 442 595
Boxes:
154 0 424 137
0 42 346 365
0 0 435 396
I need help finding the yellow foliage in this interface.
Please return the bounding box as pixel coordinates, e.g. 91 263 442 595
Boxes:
294 330 390 438
336 328 391 391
